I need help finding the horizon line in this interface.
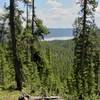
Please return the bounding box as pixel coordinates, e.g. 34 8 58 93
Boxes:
42 36 74 41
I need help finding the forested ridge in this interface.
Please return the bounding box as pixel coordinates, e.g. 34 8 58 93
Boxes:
0 38 100 99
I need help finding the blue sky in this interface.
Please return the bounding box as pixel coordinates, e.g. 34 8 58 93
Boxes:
35 0 78 28
0 0 100 28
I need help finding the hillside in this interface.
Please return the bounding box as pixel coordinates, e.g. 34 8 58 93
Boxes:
41 40 74 79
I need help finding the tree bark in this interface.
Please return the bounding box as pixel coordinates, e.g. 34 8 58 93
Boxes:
10 0 22 91
32 0 35 35
26 2 29 29
81 0 87 67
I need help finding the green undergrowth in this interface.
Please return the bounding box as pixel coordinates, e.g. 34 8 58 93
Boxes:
0 90 20 100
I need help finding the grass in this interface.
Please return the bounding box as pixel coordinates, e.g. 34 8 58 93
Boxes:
1 90 100 100
0 90 20 100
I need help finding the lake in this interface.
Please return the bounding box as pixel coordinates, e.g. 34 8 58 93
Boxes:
44 28 74 41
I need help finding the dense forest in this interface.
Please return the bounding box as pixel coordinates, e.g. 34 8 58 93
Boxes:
0 0 100 100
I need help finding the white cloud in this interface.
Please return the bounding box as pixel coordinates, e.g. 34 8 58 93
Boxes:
36 0 78 28
47 0 63 8
0 8 4 15
96 3 100 13
36 0 100 28
96 7 100 13
95 4 100 28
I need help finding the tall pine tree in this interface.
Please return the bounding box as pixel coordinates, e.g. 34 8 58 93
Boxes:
73 0 99 97
10 0 23 91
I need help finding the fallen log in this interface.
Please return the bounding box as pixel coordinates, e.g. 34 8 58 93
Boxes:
19 95 63 100
19 92 63 100
30 96 62 100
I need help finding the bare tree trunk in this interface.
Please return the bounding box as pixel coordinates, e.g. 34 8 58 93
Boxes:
10 0 22 91
32 0 35 35
81 0 87 67
26 2 29 29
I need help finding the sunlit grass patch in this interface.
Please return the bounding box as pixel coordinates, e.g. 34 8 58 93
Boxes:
0 90 20 100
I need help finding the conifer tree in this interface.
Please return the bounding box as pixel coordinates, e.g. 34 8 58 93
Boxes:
73 0 98 97
10 0 23 91
0 45 4 85
23 0 32 29
94 52 100 92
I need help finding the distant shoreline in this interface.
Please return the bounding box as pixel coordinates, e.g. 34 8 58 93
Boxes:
42 36 74 41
